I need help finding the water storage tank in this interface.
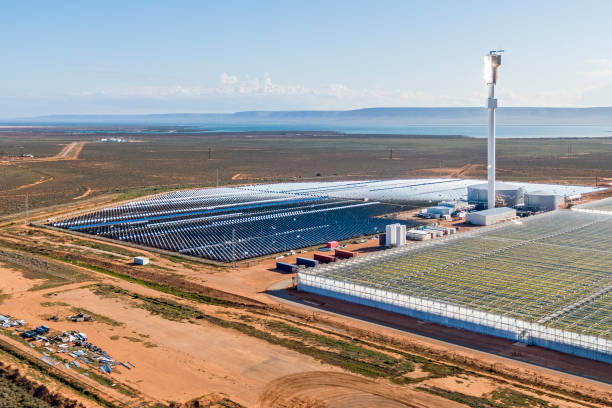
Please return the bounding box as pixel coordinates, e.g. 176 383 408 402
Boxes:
467 182 524 207
524 191 563 211
385 224 397 247
385 223 406 247
395 224 407 246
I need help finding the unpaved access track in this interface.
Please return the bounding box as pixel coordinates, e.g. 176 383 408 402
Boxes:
38 141 86 161
1 141 86 163
259 371 464 408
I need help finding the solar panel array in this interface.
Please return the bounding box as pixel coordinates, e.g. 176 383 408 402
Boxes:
52 188 412 262
236 179 602 203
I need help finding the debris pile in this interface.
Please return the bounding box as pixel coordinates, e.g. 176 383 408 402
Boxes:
21 325 50 339
67 312 94 322
0 315 25 328
2 313 131 375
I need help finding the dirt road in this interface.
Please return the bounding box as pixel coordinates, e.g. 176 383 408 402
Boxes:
2 141 86 163
259 371 465 408
41 141 86 161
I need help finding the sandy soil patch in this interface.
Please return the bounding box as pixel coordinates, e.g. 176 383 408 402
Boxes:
231 173 253 180
8 286 342 406
0 263 45 295
422 375 497 397
183 238 384 303
402 364 428 379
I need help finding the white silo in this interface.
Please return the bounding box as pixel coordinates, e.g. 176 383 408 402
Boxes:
385 224 397 247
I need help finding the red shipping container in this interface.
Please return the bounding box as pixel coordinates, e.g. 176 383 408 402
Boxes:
314 253 335 263
326 241 339 248
335 249 355 258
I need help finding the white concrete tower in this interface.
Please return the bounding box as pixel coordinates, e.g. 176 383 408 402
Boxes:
483 51 503 209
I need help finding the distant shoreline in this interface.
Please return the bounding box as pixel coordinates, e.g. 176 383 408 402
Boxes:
1 123 611 139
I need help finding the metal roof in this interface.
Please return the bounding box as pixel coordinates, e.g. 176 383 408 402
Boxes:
471 207 516 216
525 190 561 197
468 182 522 191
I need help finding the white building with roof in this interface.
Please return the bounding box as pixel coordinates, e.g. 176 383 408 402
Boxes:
466 207 516 226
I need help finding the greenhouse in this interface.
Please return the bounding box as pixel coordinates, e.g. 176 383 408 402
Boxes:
574 197 612 214
298 209 612 363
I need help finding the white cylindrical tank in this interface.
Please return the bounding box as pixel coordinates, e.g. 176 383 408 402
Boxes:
525 191 563 211
385 224 397 247
467 183 524 207
395 224 407 246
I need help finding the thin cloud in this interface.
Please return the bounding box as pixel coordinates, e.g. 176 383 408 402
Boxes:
65 70 607 109
583 58 612 78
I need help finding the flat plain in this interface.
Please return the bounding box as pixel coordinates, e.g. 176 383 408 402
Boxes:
0 126 611 407
1 127 611 216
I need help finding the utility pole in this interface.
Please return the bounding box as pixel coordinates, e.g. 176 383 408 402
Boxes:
389 148 393 160
216 168 219 187
24 194 29 225
208 147 211 160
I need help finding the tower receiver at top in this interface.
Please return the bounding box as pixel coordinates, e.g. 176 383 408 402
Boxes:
484 50 503 84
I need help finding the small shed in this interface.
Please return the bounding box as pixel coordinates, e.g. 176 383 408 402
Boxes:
134 256 149 265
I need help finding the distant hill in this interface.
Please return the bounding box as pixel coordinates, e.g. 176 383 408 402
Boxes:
4 107 612 125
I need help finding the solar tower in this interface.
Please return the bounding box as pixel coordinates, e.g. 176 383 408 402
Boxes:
484 50 503 209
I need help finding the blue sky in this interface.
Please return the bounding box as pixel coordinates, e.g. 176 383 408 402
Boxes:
2 1 612 116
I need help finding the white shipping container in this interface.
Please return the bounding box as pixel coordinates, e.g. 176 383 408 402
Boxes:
134 256 150 265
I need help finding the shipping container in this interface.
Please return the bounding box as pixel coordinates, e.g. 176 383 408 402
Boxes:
296 257 319 267
276 262 297 273
314 253 335 263
335 249 355 258
326 241 339 249
134 256 149 265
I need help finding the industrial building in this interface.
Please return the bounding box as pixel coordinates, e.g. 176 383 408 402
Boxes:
298 208 612 363
422 206 453 217
524 191 563 212
466 207 516 226
437 200 469 211
467 182 525 207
